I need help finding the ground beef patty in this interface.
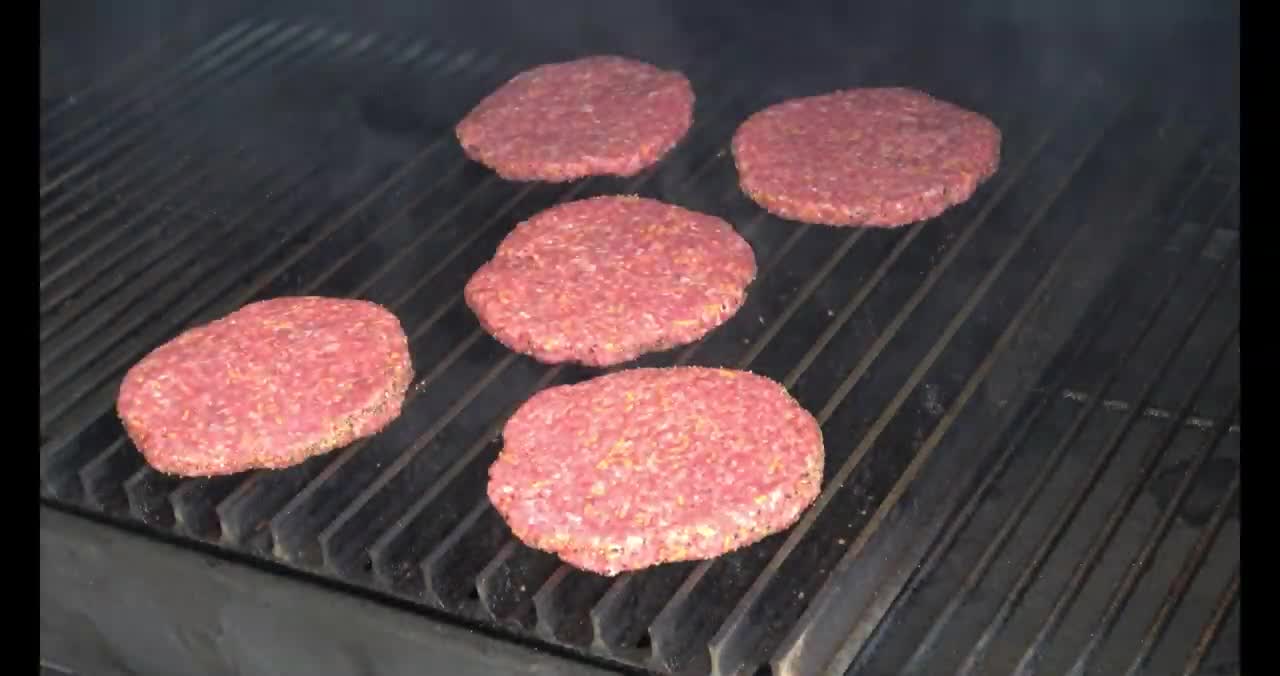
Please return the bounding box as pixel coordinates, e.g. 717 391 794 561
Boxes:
116 297 413 477
465 195 756 367
489 367 824 576
455 55 694 182
731 87 1002 227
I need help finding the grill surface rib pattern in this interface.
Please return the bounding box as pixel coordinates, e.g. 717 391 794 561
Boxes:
40 16 1240 676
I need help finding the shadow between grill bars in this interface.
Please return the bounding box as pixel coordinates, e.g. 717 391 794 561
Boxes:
41 23 1238 676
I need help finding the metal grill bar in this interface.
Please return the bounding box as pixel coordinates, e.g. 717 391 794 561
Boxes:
286 335 536 564
763 119 1200 676
40 31 441 234
409 117 783 627
167 155 525 536
123 464 177 529
41 144 247 273
836 141 1232 676
421 499 510 609
396 85 839 627
44 160 332 494
172 475 243 540
1131 481 1239 670
169 166 518 534
43 134 481 496
776 128 1219 676
347 176 506 297
52 31 475 239
399 52 952 645
1098 416 1239 676
1007 328 1238 676
260 57 745 574
529 190 886 648
278 53 750 559
953 257 1240 676
78 438 135 510
778 89 1079 408
468 183 810 633
41 22 304 193
898 180 1238 676
124 155 527 542
38 43 512 473
41 16 1238 675
39 127 346 365
41 24 390 194
39 25 355 231
780 215 1099 676
37 34 460 425
41 151 293 343
498 77 939 648
39 150 276 335
476 541 560 627
40 23 197 129
46 149 428 483
354 170 747 577
701 89 1135 675
191 165 525 534
42 139 214 246
1177 564 1239 676
624 83 1075 670
222 207 522 541
322 348 520 569
38 30 390 271
59 143 364 500
62 135 354 501
41 21 260 155
576 69 1046 670
840 279 1132 676
533 560 615 646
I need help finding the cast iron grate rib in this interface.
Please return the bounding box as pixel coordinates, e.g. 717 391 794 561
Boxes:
843 182 1240 676
40 17 1240 676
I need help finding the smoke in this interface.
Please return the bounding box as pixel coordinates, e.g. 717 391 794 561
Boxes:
43 0 1236 214
41 0 264 101
46 0 1236 119
336 0 1234 128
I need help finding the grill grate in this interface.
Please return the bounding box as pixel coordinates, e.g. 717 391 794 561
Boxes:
41 16 1239 676
848 177 1240 676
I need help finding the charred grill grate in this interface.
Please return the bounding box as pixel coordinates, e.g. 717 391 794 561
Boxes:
40 16 1239 676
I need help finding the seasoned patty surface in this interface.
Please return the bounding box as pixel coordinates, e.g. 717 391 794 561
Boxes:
455 55 694 182
116 296 413 476
465 195 756 367
731 87 1002 227
488 367 824 576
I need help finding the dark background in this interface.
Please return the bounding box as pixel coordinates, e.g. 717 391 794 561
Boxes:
42 0 1239 108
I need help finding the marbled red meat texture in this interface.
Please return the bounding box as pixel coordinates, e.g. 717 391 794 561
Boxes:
464 195 756 367
456 55 694 182
116 296 413 477
732 87 1001 227
488 367 824 576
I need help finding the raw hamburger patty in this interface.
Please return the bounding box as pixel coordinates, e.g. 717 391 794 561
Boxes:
464 195 756 367
116 297 413 477
455 55 694 182
731 87 1002 227
488 367 824 576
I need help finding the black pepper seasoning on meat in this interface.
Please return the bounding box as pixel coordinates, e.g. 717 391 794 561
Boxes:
456 56 694 182
731 87 1001 227
465 196 757 367
116 296 413 477
488 367 824 576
